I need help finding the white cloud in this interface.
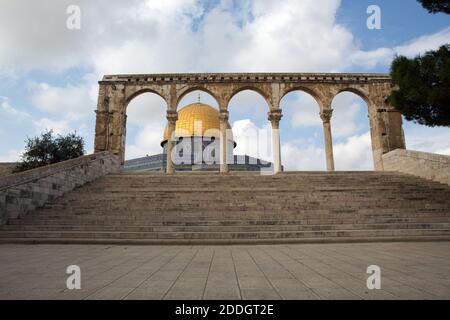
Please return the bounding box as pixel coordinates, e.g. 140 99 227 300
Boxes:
280 131 373 171
349 48 394 70
331 93 368 138
435 146 450 156
0 149 22 162
334 132 373 170
0 96 30 118
281 92 322 128
282 143 325 171
350 27 450 68
0 0 169 72
231 0 356 72
34 118 72 135
229 90 269 115
395 27 450 58
124 92 168 159
232 119 273 162
126 93 167 126
30 81 94 120
1 1 449 76
280 91 368 139
232 118 373 171
404 125 450 156
125 124 165 160
0 0 372 76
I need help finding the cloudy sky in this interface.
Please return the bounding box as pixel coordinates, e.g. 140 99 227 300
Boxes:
0 0 449 170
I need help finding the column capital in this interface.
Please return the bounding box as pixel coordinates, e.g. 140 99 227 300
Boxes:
166 110 178 124
219 110 229 173
219 110 229 122
268 109 283 126
320 109 333 123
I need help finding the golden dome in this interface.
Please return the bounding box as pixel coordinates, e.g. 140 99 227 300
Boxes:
162 102 233 143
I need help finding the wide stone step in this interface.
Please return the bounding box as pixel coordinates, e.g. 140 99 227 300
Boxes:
93 180 447 187
20 215 450 227
3 222 450 233
3 235 450 245
27 206 450 218
34 200 450 210
95 180 441 189
55 194 450 203
8 216 450 226
1 228 450 241
21 207 450 219
85 184 446 191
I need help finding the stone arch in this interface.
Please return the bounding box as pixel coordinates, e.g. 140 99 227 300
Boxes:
335 86 370 105
94 73 405 173
279 89 327 171
280 86 323 110
176 86 220 109
331 90 373 171
226 87 278 172
124 87 168 112
120 89 168 166
226 85 272 109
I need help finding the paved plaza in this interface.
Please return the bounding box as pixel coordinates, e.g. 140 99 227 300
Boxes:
0 242 449 300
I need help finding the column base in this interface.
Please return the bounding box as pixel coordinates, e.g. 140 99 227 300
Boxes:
220 164 229 174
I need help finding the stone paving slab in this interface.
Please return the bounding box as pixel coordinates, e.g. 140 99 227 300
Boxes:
0 242 449 300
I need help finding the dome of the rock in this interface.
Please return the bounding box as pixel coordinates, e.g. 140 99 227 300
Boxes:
125 101 272 172
161 102 233 145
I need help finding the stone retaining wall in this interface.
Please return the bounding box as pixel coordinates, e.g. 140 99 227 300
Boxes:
0 163 16 177
0 152 120 225
383 149 450 186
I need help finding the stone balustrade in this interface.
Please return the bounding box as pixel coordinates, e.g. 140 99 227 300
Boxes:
383 149 450 186
0 152 120 225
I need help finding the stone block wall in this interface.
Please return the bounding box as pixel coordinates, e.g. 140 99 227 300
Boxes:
383 149 450 186
0 152 120 225
0 163 16 177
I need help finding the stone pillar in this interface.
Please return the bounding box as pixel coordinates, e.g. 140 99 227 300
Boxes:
94 84 109 153
94 110 109 153
268 110 283 174
320 109 335 172
219 110 229 173
93 83 128 165
166 110 178 174
369 105 406 171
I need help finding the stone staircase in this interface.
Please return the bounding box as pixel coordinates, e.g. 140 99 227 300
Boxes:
1 171 450 244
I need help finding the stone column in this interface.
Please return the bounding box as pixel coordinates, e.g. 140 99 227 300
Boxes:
94 110 109 153
166 110 178 174
219 110 229 173
94 84 109 153
369 105 406 171
268 110 283 174
320 109 335 172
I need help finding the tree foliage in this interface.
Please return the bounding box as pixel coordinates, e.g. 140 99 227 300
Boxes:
15 130 85 172
388 45 450 127
417 0 450 14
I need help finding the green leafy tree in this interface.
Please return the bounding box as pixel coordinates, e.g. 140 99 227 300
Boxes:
15 130 85 172
417 0 450 14
388 45 450 127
